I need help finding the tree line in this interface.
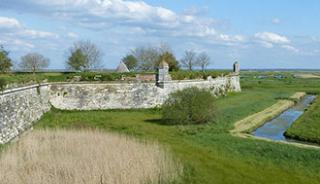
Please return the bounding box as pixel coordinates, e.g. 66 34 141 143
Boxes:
0 41 211 74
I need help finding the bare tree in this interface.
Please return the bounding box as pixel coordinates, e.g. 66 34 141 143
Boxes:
67 40 103 71
131 46 160 71
180 50 197 71
129 43 180 71
20 53 49 74
197 52 210 72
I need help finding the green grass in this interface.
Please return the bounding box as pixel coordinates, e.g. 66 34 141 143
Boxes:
3 71 320 183
286 96 320 144
33 75 320 184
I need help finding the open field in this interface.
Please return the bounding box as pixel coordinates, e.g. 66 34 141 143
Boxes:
31 72 320 184
1 71 320 183
0 129 181 184
286 96 320 144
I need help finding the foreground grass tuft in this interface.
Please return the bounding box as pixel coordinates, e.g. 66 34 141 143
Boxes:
0 129 182 184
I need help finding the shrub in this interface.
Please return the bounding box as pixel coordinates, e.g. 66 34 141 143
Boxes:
0 78 6 91
170 71 228 80
162 87 217 125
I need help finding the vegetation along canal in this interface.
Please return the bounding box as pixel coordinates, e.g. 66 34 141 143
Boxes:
252 95 317 141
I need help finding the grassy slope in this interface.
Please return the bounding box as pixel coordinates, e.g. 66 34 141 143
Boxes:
286 97 320 144
34 74 320 184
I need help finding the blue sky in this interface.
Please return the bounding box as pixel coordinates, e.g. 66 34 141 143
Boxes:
0 0 319 69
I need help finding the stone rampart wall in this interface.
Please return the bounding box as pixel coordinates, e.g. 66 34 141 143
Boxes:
0 75 240 144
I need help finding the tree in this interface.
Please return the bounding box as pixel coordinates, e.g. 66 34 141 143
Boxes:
180 50 197 71
121 54 138 71
0 45 12 73
131 46 160 71
197 52 210 72
20 53 49 74
157 51 180 71
67 49 87 71
129 44 179 71
67 40 103 71
162 87 217 125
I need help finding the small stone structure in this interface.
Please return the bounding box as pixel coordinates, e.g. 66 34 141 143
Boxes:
0 63 241 144
156 60 172 88
233 61 240 74
116 61 130 73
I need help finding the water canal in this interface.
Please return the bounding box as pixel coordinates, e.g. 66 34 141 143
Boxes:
252 95 316 141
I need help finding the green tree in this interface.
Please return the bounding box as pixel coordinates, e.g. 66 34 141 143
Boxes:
66 40 103 71
67 49 87 71
162 87 217 125
0 45 12 73
158 51 180 71
122 54 138 71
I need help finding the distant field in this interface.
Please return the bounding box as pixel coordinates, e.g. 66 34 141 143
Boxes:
0 129 181 184
293 73 320 79
286 97 320 144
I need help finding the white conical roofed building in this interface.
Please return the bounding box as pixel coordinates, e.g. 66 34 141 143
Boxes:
116 61 130 73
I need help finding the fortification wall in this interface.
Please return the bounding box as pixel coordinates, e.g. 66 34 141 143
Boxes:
0 84 51 144
0 75 240 144
49 75 241 110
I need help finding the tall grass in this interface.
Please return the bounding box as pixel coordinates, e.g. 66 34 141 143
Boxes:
0 129 181 184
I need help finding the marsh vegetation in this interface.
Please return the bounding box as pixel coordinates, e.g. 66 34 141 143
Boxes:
0 129 181 184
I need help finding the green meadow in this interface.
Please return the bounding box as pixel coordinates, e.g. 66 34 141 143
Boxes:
286 96 320 144
30 71 320 184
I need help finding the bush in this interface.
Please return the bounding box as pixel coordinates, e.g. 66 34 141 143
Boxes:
170 71 229 80
162 87 217 125
0 78 6 91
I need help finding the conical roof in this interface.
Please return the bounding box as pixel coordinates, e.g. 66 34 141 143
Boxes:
116 62 130 73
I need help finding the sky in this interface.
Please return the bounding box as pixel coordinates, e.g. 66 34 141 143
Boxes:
0 0 319 69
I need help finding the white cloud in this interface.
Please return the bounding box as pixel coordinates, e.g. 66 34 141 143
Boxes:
258 41 274 48
21 29 57 38
0 16 57 51
254 32 290 44
272 18 281 24
0 0 236 42
0 16 57 39
219 34 246 42
67 32 79 38
0 16 21 29
12 39 35 48
281 45 299 53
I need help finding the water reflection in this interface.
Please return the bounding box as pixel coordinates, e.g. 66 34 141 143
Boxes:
252 95 316 141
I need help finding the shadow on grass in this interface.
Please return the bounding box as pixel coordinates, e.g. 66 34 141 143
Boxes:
144 119 177 126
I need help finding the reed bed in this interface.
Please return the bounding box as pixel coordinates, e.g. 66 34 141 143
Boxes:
0 129 181 184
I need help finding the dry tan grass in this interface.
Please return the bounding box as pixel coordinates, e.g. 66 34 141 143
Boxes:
0 129 182 184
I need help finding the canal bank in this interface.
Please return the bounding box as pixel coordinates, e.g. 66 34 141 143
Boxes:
231 92 320 149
